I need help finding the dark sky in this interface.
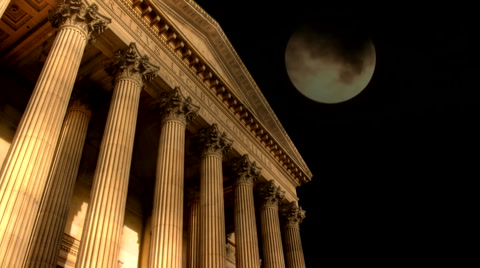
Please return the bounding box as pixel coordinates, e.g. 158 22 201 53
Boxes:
194 1 476 266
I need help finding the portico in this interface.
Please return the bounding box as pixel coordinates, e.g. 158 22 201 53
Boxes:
0 0 312 267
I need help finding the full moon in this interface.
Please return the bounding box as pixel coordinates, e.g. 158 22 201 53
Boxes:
285 22 376 104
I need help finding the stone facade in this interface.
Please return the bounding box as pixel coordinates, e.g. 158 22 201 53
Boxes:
0 0 312 267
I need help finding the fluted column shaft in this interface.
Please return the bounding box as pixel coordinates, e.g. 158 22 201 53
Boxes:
0 2 109 266
149 119 186 267
231 155 261 268
281 202 306 268
198 124 232 268
235 181 260 268
200 153 225 268
0 0 10 18
258 181 286 268
260 203 285 268
26 100 91 268
284 226 304 268
0 23 88 268
75 42 157 268
75 77 142 267
187 199 200 268
149 87 199 268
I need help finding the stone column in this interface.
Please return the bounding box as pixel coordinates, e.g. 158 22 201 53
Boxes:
0 1 109 266
148 87 199 268
75 43 158 268
25 93 92 268
281 202 306 268
231 155 261 268
140 216 152 268
257 180 286 268
186 186 200 268
198 124 233 268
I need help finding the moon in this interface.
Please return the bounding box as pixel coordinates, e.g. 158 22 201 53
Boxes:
285 22 376 104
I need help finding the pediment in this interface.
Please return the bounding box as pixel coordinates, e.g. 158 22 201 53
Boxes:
152 0 312 180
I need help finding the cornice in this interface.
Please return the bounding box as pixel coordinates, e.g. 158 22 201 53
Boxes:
119 0 312 185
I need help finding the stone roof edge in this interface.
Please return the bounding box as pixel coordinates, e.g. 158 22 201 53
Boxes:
181 0 313 179
131 0 312 182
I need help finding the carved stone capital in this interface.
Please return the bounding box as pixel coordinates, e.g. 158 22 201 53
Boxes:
257 180 285 208
68 88 91 116
48 0 111 43
231 154 261 187
153 86 200 125
105 42 159 86
199 123 233 157
280 202 306 229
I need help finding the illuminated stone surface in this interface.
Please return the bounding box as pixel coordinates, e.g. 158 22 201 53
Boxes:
280 202 306 268
0 1 109 266
149 87 199 268
26 96 91 267
0 0 312 267
75 43 157 268
257 180 286 268
232 155 261 268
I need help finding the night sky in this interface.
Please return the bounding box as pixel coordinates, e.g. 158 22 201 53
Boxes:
194 1 476 266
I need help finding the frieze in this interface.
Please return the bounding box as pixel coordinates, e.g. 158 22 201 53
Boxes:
169 0 311 175
96 0 308 192
99 0 276 172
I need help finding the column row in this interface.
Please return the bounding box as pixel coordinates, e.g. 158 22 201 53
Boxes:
0 1 307 268
0 0 110 266
186 167 307 268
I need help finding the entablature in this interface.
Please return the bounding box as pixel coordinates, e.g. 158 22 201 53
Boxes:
114 0 312 186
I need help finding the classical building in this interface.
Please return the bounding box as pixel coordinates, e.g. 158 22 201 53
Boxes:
0 0 312 267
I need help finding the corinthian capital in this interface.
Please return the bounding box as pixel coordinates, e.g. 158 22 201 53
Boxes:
153 86 200 124
69 88 91 115
199 123 233 157
257 180 285 208
231 154 261 186
105 42 159 86
280 201 306 228
48 0 111 43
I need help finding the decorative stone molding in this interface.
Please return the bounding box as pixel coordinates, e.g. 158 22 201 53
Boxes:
153 86 200 125
122 0 311 185
257 180 285 208
105 42 159 86
231 154 261 187
199 123 233 157
281 201 306 229
48 0 111 43
69 88 91 116
2 3 33 31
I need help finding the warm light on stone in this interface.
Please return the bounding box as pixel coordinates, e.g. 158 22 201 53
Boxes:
75 42 158 268
149 87 199 268
0 0 312 267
